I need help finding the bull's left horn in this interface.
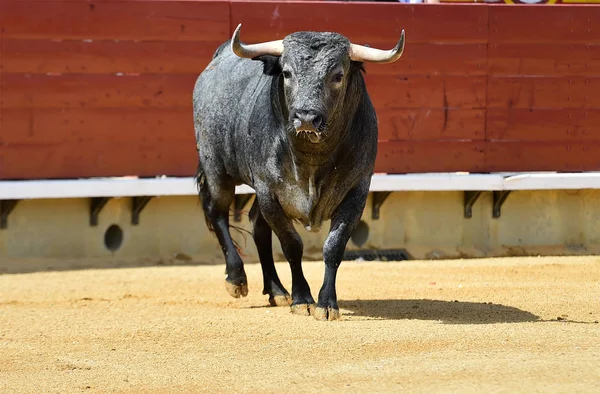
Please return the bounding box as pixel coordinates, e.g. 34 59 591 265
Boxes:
230 23 284 59
349 29 405 64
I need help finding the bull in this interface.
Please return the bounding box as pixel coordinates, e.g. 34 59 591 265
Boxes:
192 24 405 321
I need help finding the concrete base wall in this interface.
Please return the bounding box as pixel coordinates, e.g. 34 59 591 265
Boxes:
2 190 600 263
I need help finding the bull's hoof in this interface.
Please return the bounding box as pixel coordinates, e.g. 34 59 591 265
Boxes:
225 280 249 298
263 281 291 307
313 306 341 321
290 303 316 316
269 294 292 307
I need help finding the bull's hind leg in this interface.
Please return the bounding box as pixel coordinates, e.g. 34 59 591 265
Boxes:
249 200 291 306
196 162 248 298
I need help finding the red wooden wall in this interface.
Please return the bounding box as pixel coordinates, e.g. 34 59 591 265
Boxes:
1 1 600 180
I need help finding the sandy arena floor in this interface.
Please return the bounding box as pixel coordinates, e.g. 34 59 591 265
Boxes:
1 255 599 393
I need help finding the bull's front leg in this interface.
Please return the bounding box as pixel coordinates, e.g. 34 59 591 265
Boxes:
255 188 316 316
314 179 370 321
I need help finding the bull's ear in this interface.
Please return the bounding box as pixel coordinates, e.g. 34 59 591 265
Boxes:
350 60 366 74
252 55 282 76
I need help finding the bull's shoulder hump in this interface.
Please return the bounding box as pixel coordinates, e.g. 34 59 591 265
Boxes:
212 40 231 59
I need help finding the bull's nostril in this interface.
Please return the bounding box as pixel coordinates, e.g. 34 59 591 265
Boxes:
293 111 323 130
312 115 322 129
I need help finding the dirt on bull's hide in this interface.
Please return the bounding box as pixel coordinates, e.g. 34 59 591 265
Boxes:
1 256 599 393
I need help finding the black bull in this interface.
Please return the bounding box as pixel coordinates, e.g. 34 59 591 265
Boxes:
192 24 405 321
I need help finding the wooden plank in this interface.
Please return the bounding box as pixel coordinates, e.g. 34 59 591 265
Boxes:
487 109 600 142
2 108 195 145
2 140 485 179
3 40 485 76
0 142 198 180
2 0 229 41
377 108 485 141
366 75 486 109
374 141 484 174
0 1 5 75
2 39 219 74
487 76 600 109
4 75 485 113
1 74 197 109
488 43 600 77
484 142 600 172
230 1 488 44
0 0 5 171
489 6 600 44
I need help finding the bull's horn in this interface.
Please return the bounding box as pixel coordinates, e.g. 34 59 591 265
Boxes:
230 23 284 59
349 29 405 64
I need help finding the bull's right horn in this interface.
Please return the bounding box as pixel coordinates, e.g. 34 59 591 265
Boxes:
349 29 405 64
231 24 284 59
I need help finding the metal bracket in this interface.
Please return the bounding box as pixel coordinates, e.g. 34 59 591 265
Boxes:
131 196 154 225
464 191 483 219
372 191 392 220
492 191 511 218
90 197 112 226
233 194 253 222
1 200 19 229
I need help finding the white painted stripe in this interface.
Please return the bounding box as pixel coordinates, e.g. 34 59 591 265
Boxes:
503 172 600 190
368 173 505 191
0 177 252 200
2 172 600 200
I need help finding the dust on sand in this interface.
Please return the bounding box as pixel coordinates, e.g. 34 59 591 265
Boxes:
1 256 599 393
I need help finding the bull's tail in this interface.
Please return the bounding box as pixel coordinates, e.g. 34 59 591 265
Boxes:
194 161 214 233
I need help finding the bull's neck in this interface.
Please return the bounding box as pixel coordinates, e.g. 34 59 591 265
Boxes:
282 112 357 194
284 106 359 165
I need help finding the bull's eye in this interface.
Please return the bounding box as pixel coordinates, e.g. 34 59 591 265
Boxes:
282 70 292 79
332 72 344 83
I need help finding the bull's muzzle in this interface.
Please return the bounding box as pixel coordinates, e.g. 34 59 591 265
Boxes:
292 111 324 143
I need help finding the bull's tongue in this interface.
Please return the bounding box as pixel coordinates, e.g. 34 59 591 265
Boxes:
307 132 321 143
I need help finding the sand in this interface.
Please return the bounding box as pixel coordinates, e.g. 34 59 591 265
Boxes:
1 255 599 393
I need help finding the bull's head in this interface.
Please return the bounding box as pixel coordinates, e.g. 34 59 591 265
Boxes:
231 24 405 144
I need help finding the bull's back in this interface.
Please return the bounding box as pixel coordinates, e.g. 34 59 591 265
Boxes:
193 46 263 127
192 44 272 183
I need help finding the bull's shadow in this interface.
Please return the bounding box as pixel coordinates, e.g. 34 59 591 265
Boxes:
339 299 540 324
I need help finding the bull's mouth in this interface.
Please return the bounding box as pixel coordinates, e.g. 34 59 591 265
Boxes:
295 128 323 143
